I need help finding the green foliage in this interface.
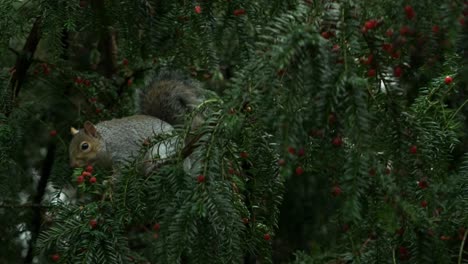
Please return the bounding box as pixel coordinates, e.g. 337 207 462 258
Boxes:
1 0 468 263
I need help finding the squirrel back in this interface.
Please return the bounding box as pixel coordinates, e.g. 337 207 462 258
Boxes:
139 71 204 128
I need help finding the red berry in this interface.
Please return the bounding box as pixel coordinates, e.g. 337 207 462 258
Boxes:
409 145 417 154
364 19 378 30
89 176 97 183
384 168 391 175
460 17 465 26
391 51 401 59
367 69 376 77
277 159 286 166
399 246 410 260
332 44 340 52
153 223 161 231
77 175 85 184
394 66 402 77
228 168 235 174
444 76 453 84
95 108 102 114
127 79 133 86
89 97 97 103
421 200 428 208
361 54 373 65
85 165 93 173
297 148 305 157
240 151 249 159
79 0 87 8
432 25 439 33
332 136 343 147
440 235 451 241
242 218 249 224
122 58 129 66
368 168 376 176
263 233 271 241
400 25 410 35
295 166 304 175
396 227 405 236
287 147 296 155
82 171 92 178
328 113 337 125
404 5 415 20
51 254 60 262
194 5 202 14
233 9 246 16
197 174 206 183
84 79 91 87
418 179 428 189
49 130 57 137
342 224 350 232
382 43 393 53
310 129 324 138
331 185 342 197
321 31 331 39
385 29 394 37
74 76 83 84
89 219 98 228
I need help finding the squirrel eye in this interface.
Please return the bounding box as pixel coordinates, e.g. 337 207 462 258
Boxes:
80 142 90 151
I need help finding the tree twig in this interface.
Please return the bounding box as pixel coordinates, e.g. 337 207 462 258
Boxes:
5 17 42 117
0 202 50 209
24 142 56 264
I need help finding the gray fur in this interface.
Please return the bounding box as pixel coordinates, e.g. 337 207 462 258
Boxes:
139 70 204 127
96 115 174 165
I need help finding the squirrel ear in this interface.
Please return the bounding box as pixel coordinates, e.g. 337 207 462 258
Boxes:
83 121 98 138
70 127 79 135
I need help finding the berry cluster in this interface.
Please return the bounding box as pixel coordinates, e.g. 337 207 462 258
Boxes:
74 76 91 87
76 165 97 185
33 63 52 76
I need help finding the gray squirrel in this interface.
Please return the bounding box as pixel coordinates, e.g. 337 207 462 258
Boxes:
68 72 205 170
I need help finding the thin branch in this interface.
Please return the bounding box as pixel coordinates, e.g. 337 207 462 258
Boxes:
0 203 50 209
24 142 56 264
5 17 42 117
92 0 118 78
8 47 20 56
458 229 468 264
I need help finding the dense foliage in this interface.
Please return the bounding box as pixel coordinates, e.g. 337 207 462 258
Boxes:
1 0 467 263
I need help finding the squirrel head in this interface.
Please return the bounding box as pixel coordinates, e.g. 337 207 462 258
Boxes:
69 121 106 168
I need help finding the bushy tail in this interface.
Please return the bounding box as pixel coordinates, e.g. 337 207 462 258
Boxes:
139 71 203 127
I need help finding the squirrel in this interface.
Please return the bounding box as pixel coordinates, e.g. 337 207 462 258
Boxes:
68 71 205 169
